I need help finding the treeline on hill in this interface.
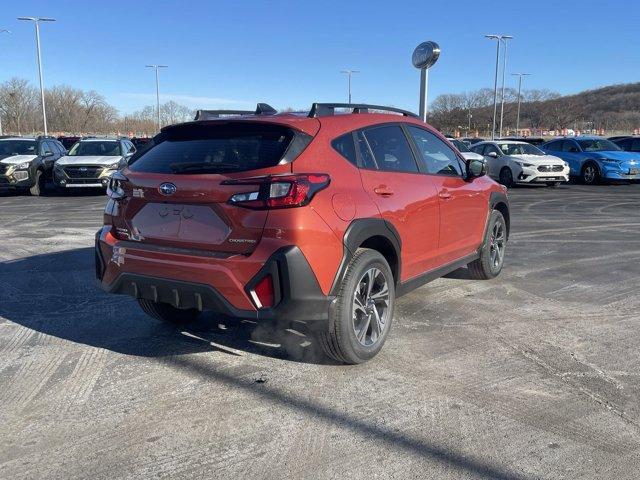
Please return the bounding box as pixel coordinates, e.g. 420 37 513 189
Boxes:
428 83 640 135
0 77 194 136
2 77 639 137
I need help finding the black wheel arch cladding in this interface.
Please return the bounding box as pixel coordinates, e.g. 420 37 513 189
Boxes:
329 218 401 296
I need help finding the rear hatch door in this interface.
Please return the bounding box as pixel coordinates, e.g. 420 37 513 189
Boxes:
113 120 312 254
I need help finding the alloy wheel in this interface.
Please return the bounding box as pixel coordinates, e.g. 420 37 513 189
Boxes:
489 221 506 271
583 165 596 183
352 267 390 346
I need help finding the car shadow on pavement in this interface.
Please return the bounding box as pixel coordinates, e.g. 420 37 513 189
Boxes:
0 247 333 364
0 247 531 480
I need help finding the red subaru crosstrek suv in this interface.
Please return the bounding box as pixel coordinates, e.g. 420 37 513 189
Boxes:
96 103 509 363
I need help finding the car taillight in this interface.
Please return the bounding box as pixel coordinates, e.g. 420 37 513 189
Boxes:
250 274 274 309
107 171 128 200
224 174 330 209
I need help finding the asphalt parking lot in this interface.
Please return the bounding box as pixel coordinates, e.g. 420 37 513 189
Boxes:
1 184 639 480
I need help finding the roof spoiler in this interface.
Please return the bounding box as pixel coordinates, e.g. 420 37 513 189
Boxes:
194 103 277 121
308 103 418 118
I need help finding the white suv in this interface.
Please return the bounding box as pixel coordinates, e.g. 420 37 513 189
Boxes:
54 138 135 190
471 140 569 187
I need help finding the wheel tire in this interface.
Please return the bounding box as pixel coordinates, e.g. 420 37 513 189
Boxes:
468 210 507 280
498 167 514 187
546 182 561 188
29 170 45 196
581 162 599 185
320 248 395 364
137 299 200 324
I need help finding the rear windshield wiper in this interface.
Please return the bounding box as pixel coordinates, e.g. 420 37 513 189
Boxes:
170 162 242 174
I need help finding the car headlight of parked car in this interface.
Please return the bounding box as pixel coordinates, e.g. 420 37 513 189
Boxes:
14 162 30 170
107 162 120 170
514 161 534 168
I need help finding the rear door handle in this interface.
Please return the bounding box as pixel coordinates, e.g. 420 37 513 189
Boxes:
374 186 394 197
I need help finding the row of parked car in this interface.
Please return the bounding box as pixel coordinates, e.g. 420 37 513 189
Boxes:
0 135 150 195
1 126 638 197
448 135 640 187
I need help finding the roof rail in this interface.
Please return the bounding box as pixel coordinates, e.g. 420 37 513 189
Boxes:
194 102 277 121
308 103 419 118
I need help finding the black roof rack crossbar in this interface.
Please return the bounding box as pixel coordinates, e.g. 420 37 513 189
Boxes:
194 103 277 121
308 103 418 118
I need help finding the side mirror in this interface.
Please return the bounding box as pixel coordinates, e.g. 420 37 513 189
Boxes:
466 158 486 180
487 151 499 158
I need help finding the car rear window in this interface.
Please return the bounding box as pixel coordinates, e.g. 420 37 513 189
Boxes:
331 133 357 166
129 122 295 174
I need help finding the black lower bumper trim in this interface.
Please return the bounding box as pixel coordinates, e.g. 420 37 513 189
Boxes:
99 244 332 323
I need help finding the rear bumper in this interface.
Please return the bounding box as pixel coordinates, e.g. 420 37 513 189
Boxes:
95 227 332 323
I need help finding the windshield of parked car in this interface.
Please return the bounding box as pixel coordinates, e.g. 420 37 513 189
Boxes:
450 139 471 152
576 139 621 152
68 141 121 156
0 140 37 156
129 123 295 174
498 143 544 156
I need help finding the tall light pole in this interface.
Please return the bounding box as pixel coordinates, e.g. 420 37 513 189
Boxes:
485 35 501 140
18 17 55 135
146 64 168 132
512 73 531 134
340 70 359 104
485 34 512 139
0 29 10 136
498 36 514 137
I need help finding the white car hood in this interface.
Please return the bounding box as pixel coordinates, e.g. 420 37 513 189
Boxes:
0 154 38 165
510 154 564 165
56 155 121 166
460 151 485 161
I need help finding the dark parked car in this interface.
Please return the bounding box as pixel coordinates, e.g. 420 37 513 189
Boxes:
58 136 82 150
499 137 546 147
0 136 66 195
463 137 485 146
131 137 152 148
613 136 640 153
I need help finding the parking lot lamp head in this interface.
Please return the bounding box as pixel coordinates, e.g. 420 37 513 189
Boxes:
18 17 55 135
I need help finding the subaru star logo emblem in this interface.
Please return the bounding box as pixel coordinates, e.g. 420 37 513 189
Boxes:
159 182 177 196
79 167 88 172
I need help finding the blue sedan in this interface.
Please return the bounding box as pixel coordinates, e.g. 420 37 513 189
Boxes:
540 136 640 184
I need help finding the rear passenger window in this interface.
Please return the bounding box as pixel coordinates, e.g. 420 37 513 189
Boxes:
407 126 462 176
544 140 562 151
331 133 357 166
562 140 579 152
362 125 418 173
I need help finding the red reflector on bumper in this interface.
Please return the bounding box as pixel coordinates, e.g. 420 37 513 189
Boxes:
251 274 274 309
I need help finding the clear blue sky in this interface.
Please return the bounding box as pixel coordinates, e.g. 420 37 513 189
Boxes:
1 0 638 115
